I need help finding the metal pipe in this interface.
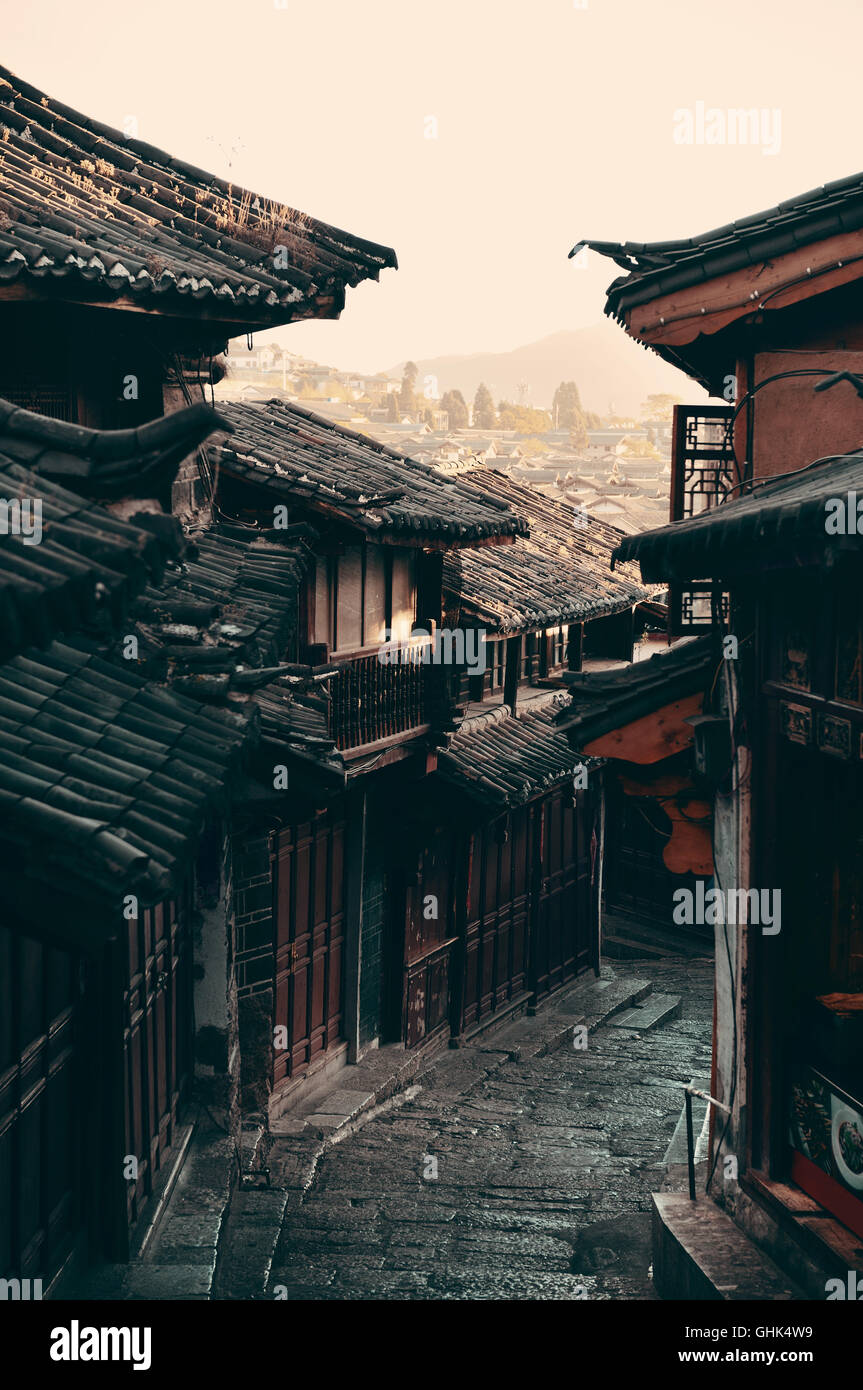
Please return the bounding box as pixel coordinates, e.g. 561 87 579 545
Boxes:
685 1084 730 1114
683 1084 731 1200
685 1089 696 1201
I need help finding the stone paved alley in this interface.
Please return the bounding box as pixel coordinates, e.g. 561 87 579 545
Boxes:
214 957 713 1301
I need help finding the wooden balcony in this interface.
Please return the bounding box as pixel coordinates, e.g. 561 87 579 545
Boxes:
329 637 436 752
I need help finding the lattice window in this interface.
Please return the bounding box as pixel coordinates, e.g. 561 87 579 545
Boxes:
671 403 736 521
669 404 735 635
670 582 730 634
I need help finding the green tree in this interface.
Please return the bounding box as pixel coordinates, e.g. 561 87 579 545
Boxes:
386 391 400 422
640 393 680 422
552 380 585 430
568 418 588 450
440 389 469 429
472 381 497 429
399 360 418 415
621 435 662 460
497 401 553 433
518 437 550 458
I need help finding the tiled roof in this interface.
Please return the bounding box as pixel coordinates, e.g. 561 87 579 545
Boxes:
442 468 655 632
555 636 715 743
0 66 396 328
0 402 327 937
614 451 863 580
0 398 229 660
574 170 863 322
211 401 530 545
437 693 592 807
129 520 345 774
255 671 345 786
0 459 165 661
132 522 312 681
0 635 248 924
0 396 227 497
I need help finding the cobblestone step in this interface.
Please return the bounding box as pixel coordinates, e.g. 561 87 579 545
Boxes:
652 1193 806 1300
609 993 682 1031
210 1187 289 1299
269 1044 421 1140
71 1114 236 1302
213 1084 424 1298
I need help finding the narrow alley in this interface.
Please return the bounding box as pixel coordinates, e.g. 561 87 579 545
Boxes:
214 957 713 1301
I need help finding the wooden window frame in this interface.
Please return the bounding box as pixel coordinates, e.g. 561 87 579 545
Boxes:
313 544 422 661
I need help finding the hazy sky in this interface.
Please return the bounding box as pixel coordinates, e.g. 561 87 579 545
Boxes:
6 0 863 374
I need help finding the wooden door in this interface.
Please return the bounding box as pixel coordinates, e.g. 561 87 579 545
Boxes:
0 926 83 1285
531 786 595 1003
273 810 346 1085
460 810 531 1034
402 832 457 1048
122 889 193 1234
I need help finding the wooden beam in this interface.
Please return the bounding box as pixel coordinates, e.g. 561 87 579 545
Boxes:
618 770 696 798
625 229 863 349
0 282 340 331
341 726 432 764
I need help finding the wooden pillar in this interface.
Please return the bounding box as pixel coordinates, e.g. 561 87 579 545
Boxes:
504 635 521 713
416 550 444 628
102 935 132 1261
591 767 605 976
343 784 367 1064
567 623 584 672
448 831 473 1043
620 606 635 663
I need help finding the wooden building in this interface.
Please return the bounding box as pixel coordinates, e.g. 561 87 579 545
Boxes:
0 402 272 1289
618 448 863 1294
441 465 656 701
433 696 602 1043
0 63 395 1291
583 168 863 1295
557 637 715 958
0 65 395 452
194 400 651 1112
200 400 531 1107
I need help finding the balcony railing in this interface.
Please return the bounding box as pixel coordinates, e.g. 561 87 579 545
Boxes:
329 637 434 751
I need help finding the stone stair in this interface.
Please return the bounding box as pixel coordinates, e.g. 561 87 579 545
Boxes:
69 1112 236 1301
652 1193 806 1299
609 992 682 1032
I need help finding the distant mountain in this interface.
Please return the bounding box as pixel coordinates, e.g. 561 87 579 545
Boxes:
386 323 706 419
